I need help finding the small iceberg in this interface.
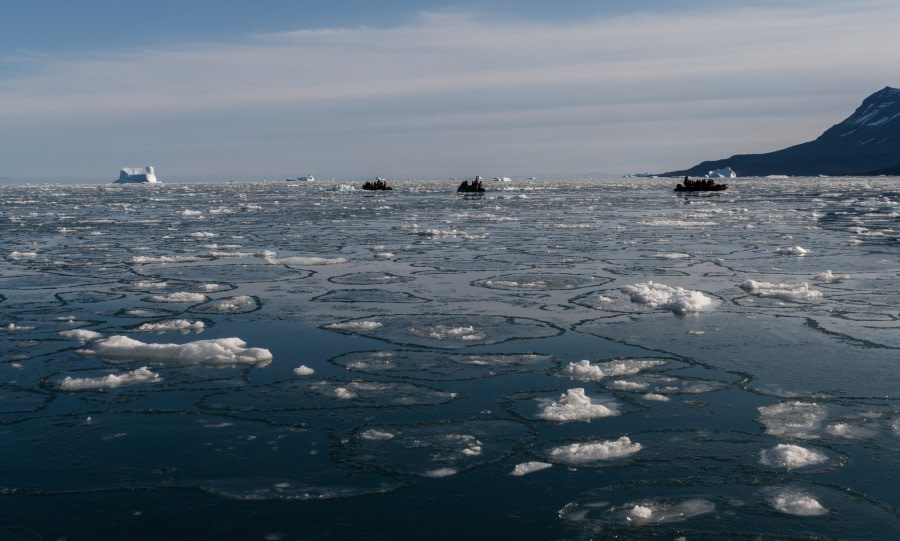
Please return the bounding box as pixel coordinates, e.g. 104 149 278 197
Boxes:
707 166 736 178
115 166 158 183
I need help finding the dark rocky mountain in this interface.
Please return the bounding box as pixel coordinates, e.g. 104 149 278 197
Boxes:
664 86 900 177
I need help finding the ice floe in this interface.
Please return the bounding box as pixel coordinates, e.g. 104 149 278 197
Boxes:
331 351 555 380
259 250 347 266
79 336 272 367
8 251 38 260
759 444 828 469
148 292 209 303
324 320 383 331
510 461 552 476
775 246 810 256
765 487 828 516
133 319 205 333
623 499 716 525
535 388 619 422
813 269 850 282
58 329 104 342
409 324 485 341
561 358 666 381
548 436 642 465
360 429 395 441
621 282 715 314
739 280 823 302
293 365 315 376
757 401 827 439
191 295 259 313
60 366 161 390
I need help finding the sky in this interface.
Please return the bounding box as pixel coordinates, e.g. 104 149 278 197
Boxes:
1 0 898 182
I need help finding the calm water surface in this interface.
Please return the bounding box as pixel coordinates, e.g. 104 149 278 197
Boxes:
1 177 898 539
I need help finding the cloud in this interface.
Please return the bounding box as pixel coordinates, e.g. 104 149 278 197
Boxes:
1 3 898 178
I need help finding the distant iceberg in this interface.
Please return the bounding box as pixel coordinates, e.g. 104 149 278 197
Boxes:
707 167 736 178
115 166 158 183
286 175 315 182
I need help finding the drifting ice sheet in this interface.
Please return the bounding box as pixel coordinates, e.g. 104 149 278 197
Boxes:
79 336 272 367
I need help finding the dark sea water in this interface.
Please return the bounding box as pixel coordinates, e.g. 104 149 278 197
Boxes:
1 177 898 540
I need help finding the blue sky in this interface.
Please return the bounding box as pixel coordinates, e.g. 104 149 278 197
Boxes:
1 0 898 182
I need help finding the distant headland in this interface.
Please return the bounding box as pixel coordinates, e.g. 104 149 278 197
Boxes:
663 86 900 177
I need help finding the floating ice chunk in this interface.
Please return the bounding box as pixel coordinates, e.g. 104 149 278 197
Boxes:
189 231 217 238
561 360 605 380
134 280 168 289
766 488 828 516
148 292 208 303
60 366 161 390
8 251 38 260
259 250 347 265
409 324 485 341
628 505 653 520
548 436 642 465
415 228 460 237
536 388 619 422
760 444 828 469
134 319 205 334
825 422 877 439
334 387 356 399
128 255 203 264
510 461 552 476
562 359 666 381
79 336 272 367
360 429 395 441
6 323 36 332
775 246 810 256
197 295 258 313
739 280 823 302
58 329 103 342
648 252 690 259
324 320 383 331
422 468 457 478
813 270 849 282
621 282 714 314
642 393 670 402
757 401 827 439
623 499 716 524
638 220 717 227
293 365 315 376
608 380 649 390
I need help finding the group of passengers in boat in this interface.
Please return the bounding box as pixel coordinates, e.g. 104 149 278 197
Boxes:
675 176 724 191
458 177 485 192
363 178 390 190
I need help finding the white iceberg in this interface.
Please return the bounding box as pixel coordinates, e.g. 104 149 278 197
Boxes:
707 166 736 178
115 166 158 183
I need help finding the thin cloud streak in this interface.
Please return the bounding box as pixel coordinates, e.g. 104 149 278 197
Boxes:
1 3 897 179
